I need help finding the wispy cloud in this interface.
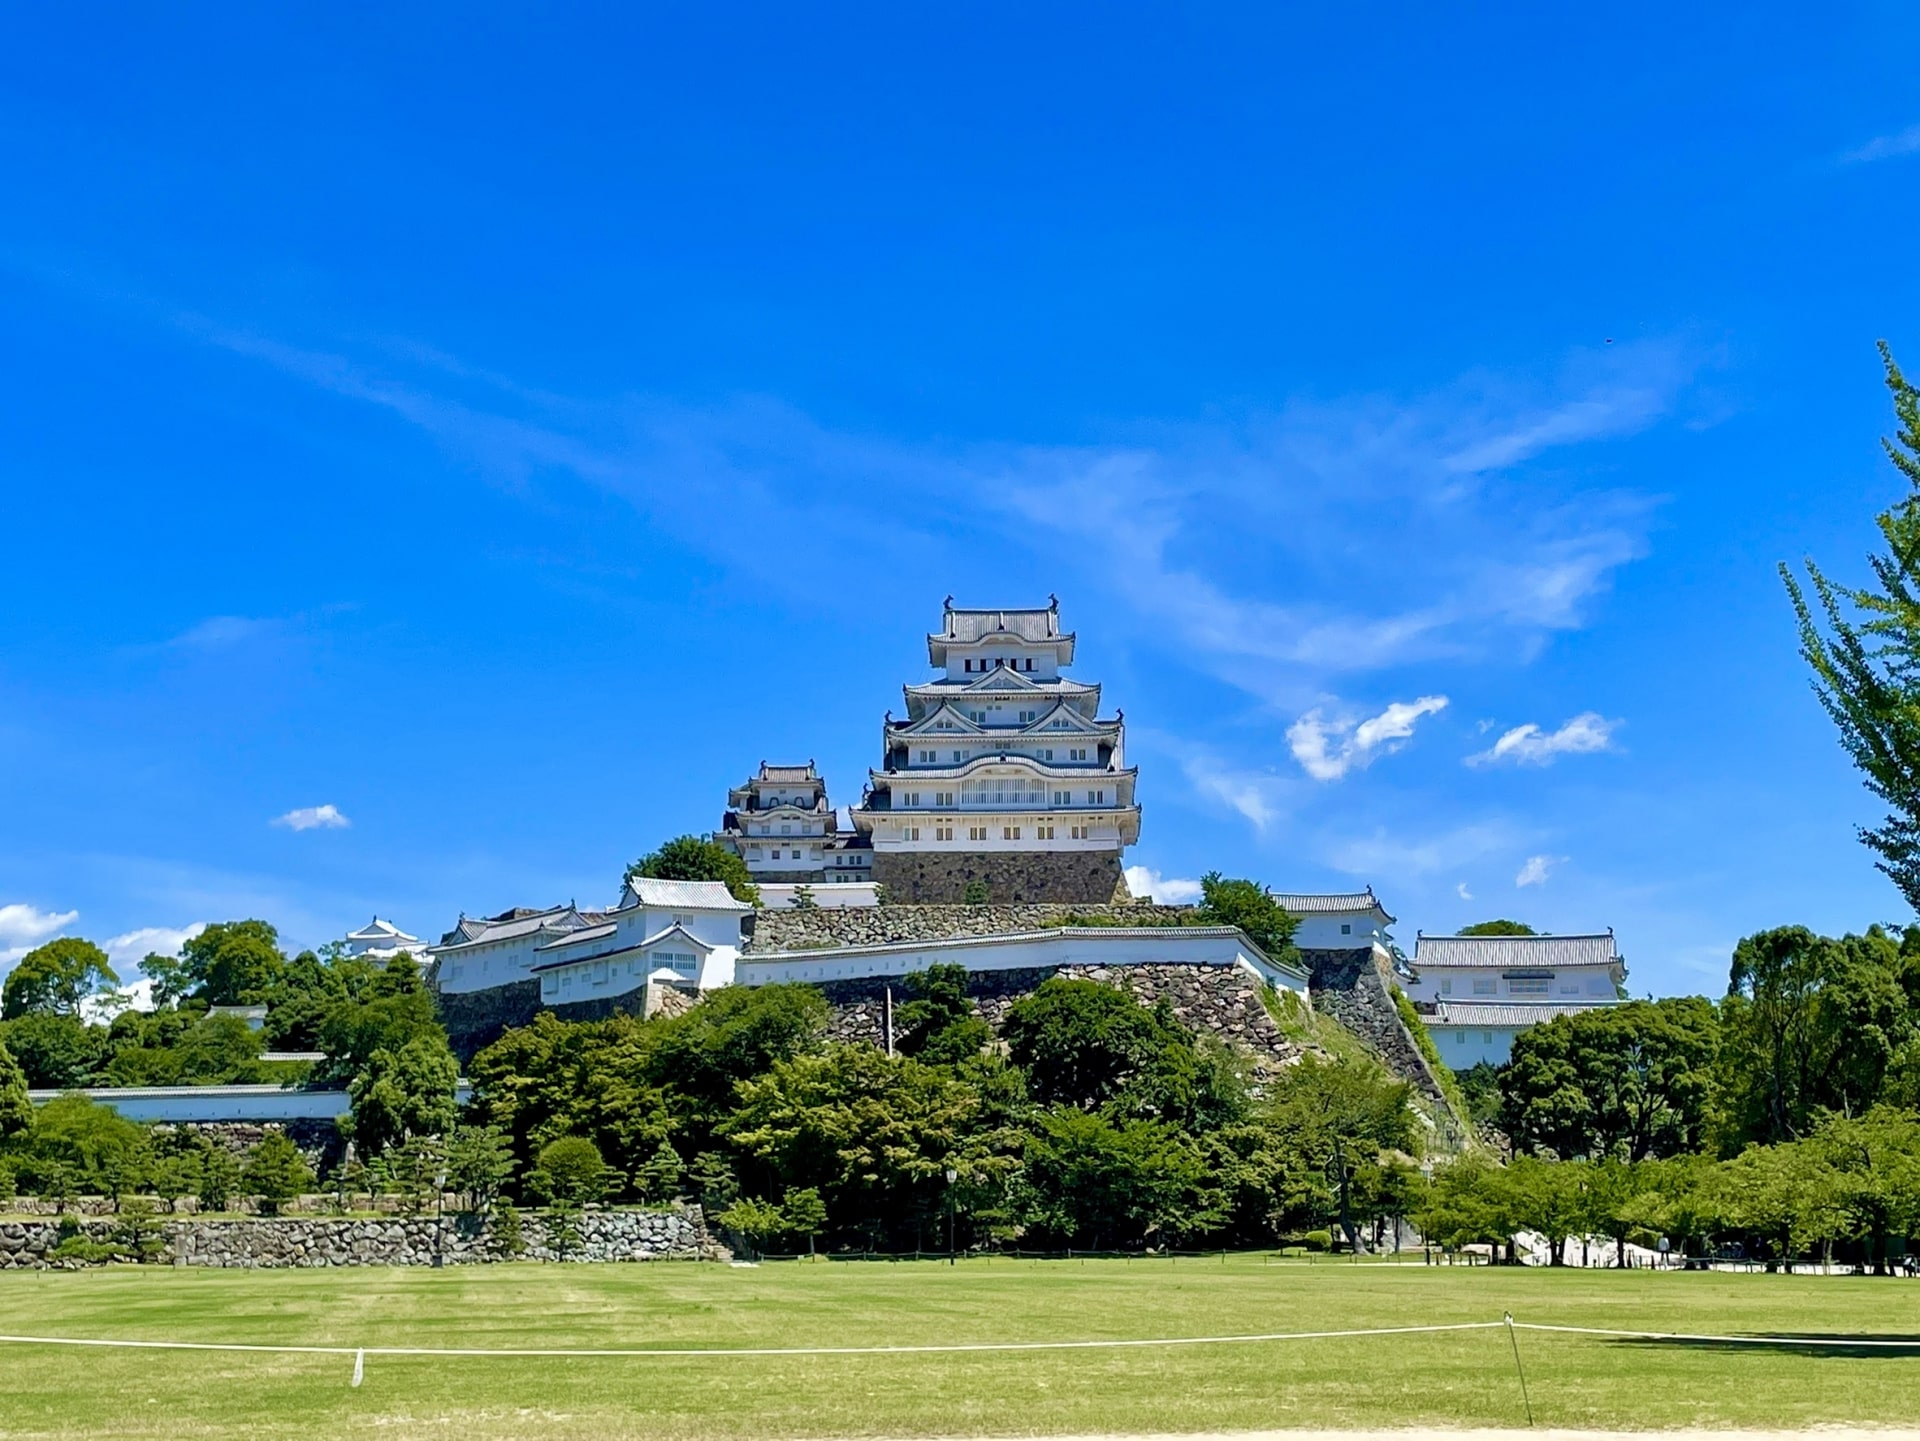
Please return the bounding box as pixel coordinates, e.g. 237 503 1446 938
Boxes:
159 308 1699 838
273 804 350 832
1843 124 1920 165
166 615 282 650
1124 866 1204 904
1176 751 1294 830
1467 712 1618 767
1516 854 1565 887
1325 822 1517 878
103 922 207 966
0 902 79 965
1289 696 1449 781
1456 882 1474 901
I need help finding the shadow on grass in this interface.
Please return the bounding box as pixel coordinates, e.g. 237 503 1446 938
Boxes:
1613 1333 1920 1359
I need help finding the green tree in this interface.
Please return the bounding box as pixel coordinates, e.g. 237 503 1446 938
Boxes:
176 920 287 1006
1266 1053 1419 1252
637 1138 685 1203
242 1133 312 1216
1500 998 1718 1161
529 1135 611 1209
1718 924 1916 1146
1019 1108 1212 1250
715 1196 787 1255
445 1124 516 1215
346 1033 460 1156
782 1186 828 1254
962 879 991 905
724 1045 1021 1252
1784 346 1920 910
313 989 445 1088
2 937 119 1019
896 964 991 1065
15 1094 150 1199
624 835 760 905
1001 978 1181 1112
0 1035 33 1140
1195 875 1299 962
0 1014 108 1088
1458 920 1538 936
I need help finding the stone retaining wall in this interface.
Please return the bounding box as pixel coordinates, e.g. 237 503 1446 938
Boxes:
749 902 1192 952
816 961 1307 1077
0 1205 720 1269
869 850 1128 904
1303 946 1453 1109
438 977 543 1060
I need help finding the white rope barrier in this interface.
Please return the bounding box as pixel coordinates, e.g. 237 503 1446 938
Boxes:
0 1319 1506 1360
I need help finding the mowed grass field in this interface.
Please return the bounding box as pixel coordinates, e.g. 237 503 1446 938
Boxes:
2 1257 1920 1440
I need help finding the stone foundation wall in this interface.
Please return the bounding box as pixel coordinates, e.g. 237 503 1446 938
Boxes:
438 978 542 1060
870 850 1128 904
749 901 1192 952
152 1120 344 1174
1303 946 1452 1107
813 960 1307 1078
0 1204 721 1269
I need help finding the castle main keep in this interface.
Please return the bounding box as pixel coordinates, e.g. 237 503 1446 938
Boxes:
849 598 1141 903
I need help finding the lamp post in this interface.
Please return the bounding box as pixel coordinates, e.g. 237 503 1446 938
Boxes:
433 1165 448 1269
944 1167 958 1265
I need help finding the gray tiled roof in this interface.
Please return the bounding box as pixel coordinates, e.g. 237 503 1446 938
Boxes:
620 877 753 912
1414 933 1618 969
938 607 1064 644
1270 889 1393 922
1429 1001 1617 1028
437 904 586 948
757 762 818 782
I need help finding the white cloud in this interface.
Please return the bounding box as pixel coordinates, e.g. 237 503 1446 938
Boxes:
1467 712 1618 767
1178 752 1291 830
1125 866 1204 905
1324 821 1517 879
273 804 350 831
1515 854 1565 887
0 902 79 965
166 615 280 650
103 922 207 968
1843 124 1920 165
1289 695 1449 781
1456 882 1473 901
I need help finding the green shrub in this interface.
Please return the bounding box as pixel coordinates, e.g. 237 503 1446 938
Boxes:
1303 1228 1333 1252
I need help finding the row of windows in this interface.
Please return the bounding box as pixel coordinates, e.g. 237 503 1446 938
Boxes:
1437 976 1612 997
963 657 1037 672
914 746 1094 764
898 822 1092 842
898 785 1109 807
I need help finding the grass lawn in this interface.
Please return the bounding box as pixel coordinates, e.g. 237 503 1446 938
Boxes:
2 1256 1919 1439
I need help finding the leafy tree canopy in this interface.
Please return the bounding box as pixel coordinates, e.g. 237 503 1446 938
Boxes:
1500 997 1718 1161
170 920 287 1007
1458 919 1538 936
347 1033 461 1156
624 835 760 905
242 1133 312 1215
1194 874 1299 961
2 937 118 1019
1784 345 1920 909
0 1035 33 1140
0 1013 108 1089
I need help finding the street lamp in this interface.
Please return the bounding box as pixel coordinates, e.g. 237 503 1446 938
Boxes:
944 1167 958 1265
433 1166 449 1269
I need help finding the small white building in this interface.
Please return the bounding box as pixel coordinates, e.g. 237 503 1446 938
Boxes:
1271 890 1395 951
431 879 751 1006
341 917 427 962
1404 931 1627 1067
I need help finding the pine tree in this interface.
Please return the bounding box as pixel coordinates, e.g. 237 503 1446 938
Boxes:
1784 344 1920 909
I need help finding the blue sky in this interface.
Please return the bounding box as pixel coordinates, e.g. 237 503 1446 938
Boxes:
3 5 1919 997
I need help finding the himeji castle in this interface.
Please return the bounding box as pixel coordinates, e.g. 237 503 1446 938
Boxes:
848 597 1142 902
